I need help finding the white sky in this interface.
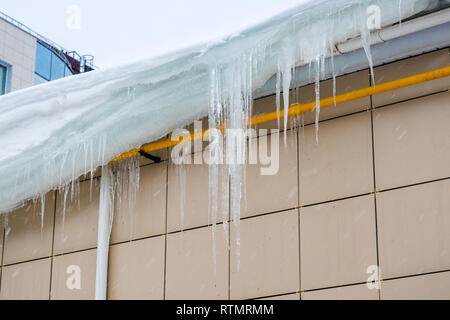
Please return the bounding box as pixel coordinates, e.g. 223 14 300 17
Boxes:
0 0 309 68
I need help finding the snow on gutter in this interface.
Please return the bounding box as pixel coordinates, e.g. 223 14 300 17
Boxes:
0 0 438 214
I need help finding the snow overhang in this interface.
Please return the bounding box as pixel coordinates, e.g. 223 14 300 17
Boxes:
0 0 448 214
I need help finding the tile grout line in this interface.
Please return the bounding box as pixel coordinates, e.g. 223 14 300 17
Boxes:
3 248 101 268
296 126 302 299
163 155 169 301
369 73 381 301
251 291 300 300
301 193 374 208
48 191 57 300
301 280 371 294
382 268 450 282
377 176 450 193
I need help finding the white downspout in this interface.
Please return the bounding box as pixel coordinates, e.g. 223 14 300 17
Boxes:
95 164 115 300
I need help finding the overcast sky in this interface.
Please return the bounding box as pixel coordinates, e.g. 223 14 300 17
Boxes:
0 0 309 68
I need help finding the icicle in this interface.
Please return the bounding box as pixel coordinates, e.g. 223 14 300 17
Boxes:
314 58 321 144
360 5 375 85
40 193 45 233
282 58 292 147
4 213 10 240
208 68 220 269
89 141 94 201
329 41 337 107
275 64 282 130
112 156 140 241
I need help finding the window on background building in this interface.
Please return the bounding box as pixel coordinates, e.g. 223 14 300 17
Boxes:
34 42 74 85
35 42 52 81
0 65 6 96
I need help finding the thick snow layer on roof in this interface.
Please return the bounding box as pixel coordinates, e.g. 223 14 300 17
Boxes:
0 0 434 213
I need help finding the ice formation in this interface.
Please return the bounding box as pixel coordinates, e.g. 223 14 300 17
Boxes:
0 0 435 266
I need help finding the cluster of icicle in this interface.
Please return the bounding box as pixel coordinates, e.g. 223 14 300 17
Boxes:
0 0 434 269
204 0 429 269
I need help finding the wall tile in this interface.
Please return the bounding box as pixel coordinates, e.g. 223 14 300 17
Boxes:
230 210 299 299
300 195 377 290
0 258 51 300
373 92 450 190
51 249 96 300
111 162 167 243
108 236 165 300
53 179 100 255
299 112 373 205
259 293 300 300
167 162 226 232
242 130 298 218
3 192 54 265
377 179 450 279
381 272 450 300
166 226 228 300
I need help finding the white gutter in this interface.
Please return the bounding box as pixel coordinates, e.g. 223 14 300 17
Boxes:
336 8 450 53
255 8 450 98
95 165 115 300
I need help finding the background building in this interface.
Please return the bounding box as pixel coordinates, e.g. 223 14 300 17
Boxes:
0 11 93 96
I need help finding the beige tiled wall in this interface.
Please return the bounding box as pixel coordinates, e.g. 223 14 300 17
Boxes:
0 49 449 300
0 17 36 92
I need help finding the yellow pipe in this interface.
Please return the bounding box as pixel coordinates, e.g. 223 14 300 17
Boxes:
111 65 450 163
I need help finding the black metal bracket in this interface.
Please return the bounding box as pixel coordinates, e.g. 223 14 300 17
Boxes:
139 150 161 163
